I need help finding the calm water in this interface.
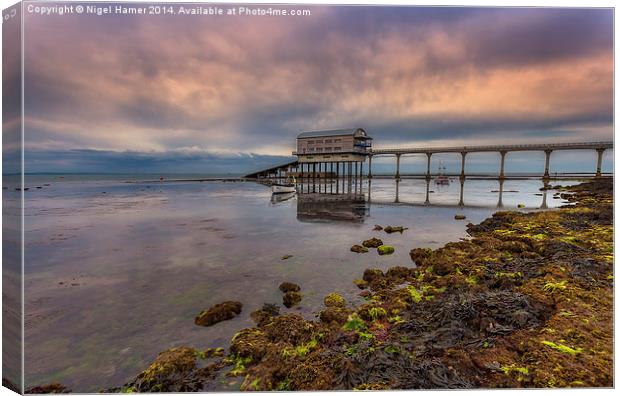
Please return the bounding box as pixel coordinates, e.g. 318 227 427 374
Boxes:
17 175 577 391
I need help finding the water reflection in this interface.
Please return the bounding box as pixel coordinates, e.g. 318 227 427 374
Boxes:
293 175 562 210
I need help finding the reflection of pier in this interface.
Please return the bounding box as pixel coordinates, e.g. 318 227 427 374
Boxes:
369 178 554 209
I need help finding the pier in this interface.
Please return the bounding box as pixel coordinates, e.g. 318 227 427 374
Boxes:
245 136 613 181
369 141 613 180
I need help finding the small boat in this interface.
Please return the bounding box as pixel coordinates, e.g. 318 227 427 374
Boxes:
272 176 297 194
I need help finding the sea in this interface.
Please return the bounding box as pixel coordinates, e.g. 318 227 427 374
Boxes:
3 173 580 391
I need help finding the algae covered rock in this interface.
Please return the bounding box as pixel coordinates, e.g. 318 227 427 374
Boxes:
323 292 346 308
454 214 466 220
25 383 71 394
195 301 242 327
409 247 432 265
350 244 369 253
362 268 384 283
373 225 383 231
362 237 384 248
353 279 369 289
384 226 408 233
130 347 201 392
283 291 302 308
319 307 349 324
386 266 412 280
250 303 280 326
377 245 395 255
279 282 301 293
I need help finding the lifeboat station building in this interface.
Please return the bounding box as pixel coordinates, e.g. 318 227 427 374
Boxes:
293 128 372 163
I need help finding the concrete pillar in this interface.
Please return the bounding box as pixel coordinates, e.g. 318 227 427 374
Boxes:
312 163 316 193
458 178 465 206
543 149 552 179
395 154 401 179
499 151 507 179
425 178 431 204
368 155 373 179
596 148 605 177
336 162 340 194
426 153 432 179
460 152 467 179
330 163 334 194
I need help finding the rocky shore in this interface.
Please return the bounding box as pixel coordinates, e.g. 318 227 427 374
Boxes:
29 179 614 392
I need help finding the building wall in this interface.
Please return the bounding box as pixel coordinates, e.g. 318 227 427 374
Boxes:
297 153 367 163
297 135 355 154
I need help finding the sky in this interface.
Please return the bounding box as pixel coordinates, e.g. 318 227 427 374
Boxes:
13 4 614 174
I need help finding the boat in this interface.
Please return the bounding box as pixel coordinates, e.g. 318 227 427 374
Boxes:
435 162 450 185
272 176 297 194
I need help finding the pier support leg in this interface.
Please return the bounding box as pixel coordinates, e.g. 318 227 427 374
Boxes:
312 163 316 193
499 151 507 179
458 178 465 206
426 153 432 180
596 148 605 177
425 178 431 204
543 149 552 179
497 179 504 209
460 152 467 180
395 154 401 179
336 162 340 194
368 155 373 179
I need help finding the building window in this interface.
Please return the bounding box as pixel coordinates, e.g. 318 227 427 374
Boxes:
324 147 332 151
316 148 323 152
316 139 323 143
334 147 342 151
334 139 341 142
307 140 314 144
325 139 332 143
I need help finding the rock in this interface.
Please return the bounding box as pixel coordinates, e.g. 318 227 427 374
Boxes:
410 247 432 265
25 383 71 394
373 225 383 231
384 226 408 233
433 260 454 276
353 279 369 289
454 214 466 220
194 301 242 326
517 204 525 208
363 269 384 283
377 245 395 255
386 266 411 280
279 282 301 293
323 292 346 308
281 254 293 260
359 290 372 299
283 291 302 308
250 303 280 326
350 244 369 253
130 347 201 392
319 307 349 324
362 237 384 248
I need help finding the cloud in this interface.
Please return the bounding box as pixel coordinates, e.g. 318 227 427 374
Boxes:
20 5 613 172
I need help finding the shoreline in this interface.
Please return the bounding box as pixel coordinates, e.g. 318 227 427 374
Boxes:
27 179 613 392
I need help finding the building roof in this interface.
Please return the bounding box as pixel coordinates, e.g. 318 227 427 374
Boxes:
297 128 372 139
